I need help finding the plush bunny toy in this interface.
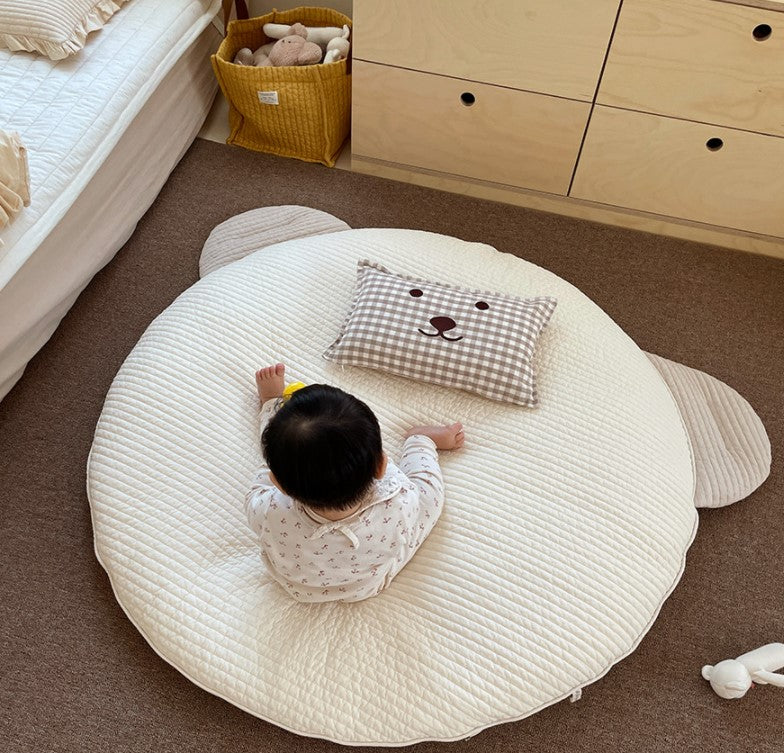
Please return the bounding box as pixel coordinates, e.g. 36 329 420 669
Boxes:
234 23 350 67
323 25 350 63
233 23 322 67
702 643 784 699
260 23 322 67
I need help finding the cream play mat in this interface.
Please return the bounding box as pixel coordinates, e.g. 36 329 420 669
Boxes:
88 228 698 745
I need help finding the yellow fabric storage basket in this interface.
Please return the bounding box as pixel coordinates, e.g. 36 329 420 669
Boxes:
211 7 351 167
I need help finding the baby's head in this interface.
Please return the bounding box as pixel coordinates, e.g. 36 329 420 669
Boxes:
261 385 384 511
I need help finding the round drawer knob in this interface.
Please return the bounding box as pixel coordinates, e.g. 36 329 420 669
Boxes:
706 137 724 151
460 92 476 106
752 24 772 41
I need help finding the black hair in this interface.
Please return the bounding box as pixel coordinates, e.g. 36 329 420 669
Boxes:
261 384 383 511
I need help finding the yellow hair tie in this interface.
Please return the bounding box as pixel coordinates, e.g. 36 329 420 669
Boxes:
282 381 307 401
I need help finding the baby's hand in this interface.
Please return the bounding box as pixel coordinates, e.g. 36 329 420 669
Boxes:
406 422 465 450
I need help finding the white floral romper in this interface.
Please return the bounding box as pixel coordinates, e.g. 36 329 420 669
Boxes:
244 400 445 602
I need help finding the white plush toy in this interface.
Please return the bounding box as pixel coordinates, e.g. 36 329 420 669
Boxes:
263 22 346 48
323 25 350 63
235 23 350 67
702 643 784 699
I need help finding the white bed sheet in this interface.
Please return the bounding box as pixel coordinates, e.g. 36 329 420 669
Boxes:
0 0 221 400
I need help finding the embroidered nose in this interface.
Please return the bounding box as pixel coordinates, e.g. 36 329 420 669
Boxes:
430 316 456 332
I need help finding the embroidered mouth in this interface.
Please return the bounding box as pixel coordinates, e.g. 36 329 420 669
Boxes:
417 328 464 342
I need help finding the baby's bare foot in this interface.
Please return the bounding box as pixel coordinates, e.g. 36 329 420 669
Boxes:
255 363 285 404
406 422 465 450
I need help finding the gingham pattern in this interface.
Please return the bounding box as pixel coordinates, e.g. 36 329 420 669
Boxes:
324 261 557 406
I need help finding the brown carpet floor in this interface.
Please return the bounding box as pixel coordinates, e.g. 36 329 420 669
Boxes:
2 138 783 753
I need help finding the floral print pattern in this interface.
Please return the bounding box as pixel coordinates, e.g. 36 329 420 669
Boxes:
244 401 444 603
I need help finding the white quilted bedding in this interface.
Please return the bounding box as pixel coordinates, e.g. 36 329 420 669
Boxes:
0 0 220 400
0 0 219 279
88 229 698 745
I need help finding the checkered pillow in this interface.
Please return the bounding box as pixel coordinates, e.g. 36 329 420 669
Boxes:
323 261 557 406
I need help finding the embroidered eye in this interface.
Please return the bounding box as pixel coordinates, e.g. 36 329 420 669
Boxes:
475 301 489 310
409 289 423 297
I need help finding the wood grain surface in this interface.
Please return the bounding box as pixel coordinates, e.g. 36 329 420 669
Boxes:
352 61 590 196
599 0 784 136
353 0 620 101
572 106 784 237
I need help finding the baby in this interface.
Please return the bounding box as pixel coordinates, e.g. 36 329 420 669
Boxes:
245 363 464 603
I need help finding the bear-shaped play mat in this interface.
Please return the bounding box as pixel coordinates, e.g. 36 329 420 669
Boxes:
88 228 698 745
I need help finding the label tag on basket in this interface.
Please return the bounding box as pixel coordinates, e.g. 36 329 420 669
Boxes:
257 91 279 105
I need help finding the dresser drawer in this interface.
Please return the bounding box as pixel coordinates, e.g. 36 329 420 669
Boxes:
353 0 620 102
571 106 784 236
352 62 590 196
598 0 784 136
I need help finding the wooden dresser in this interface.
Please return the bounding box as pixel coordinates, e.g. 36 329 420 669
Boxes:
351 0 784 258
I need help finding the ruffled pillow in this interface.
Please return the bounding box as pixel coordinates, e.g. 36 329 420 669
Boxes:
0 0 131 60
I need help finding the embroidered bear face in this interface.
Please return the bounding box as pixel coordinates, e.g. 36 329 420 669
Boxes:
407 286 492 342
323 261 557 406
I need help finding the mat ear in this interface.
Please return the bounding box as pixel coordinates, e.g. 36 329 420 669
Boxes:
701 665 714 680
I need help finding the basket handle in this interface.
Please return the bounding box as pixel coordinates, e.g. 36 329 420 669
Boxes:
221 0 250 34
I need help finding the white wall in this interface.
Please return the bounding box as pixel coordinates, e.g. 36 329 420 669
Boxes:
248 0 352 20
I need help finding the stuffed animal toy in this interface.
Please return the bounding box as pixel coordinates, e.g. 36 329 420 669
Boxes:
233 46 267 66
702 643 784 699
233 23 350 67
263 21 344 47
234 23 323 67
265 24 323 66
323 25 350 64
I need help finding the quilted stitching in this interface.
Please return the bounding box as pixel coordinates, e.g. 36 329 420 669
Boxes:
0 0 221 286
0 1 131 60
647 352 771 508
199 205 350 278
88 229 697 745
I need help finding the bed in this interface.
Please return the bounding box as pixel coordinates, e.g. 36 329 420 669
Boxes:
0 0 222 401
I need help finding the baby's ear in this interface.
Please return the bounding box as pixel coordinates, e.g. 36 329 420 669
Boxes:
375 453 388 479
701 665 714 680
